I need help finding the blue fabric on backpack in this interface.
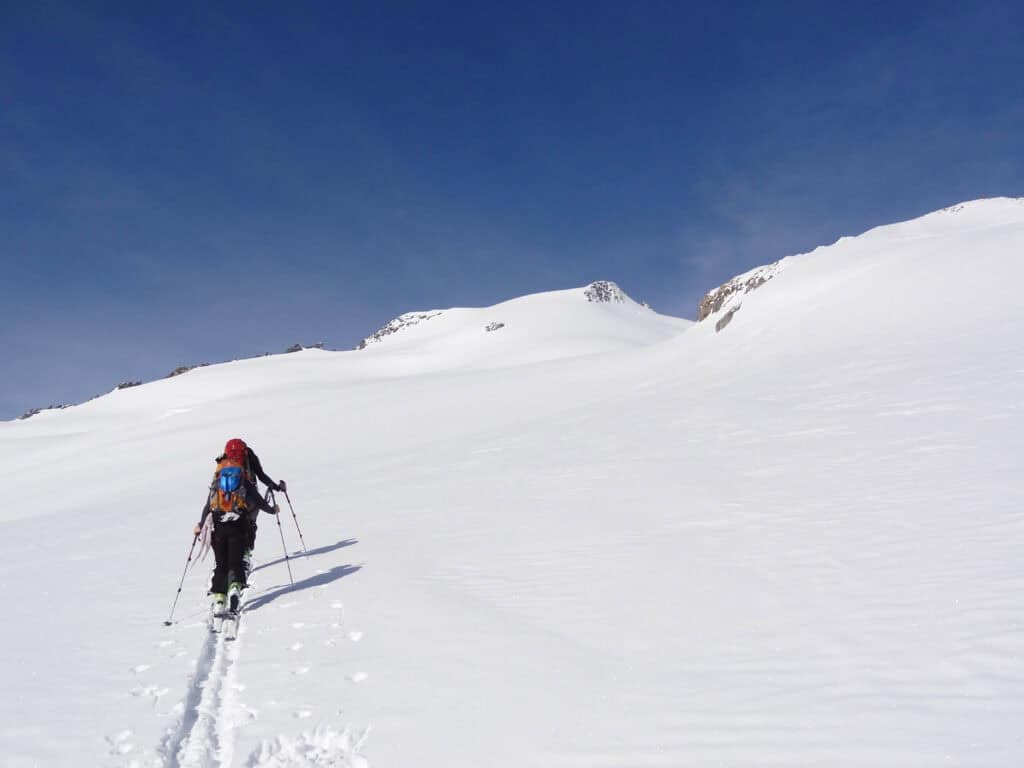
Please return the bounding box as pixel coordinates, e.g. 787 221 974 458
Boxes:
219 466 243 493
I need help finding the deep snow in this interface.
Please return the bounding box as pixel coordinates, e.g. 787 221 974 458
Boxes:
1 198 1022 767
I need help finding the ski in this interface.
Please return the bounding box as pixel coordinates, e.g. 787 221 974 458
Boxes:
209 610 224 634
205 576 249 636
213 608 242 640
213 594 245 639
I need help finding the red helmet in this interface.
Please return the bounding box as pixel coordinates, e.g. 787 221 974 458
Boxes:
224 438 247 462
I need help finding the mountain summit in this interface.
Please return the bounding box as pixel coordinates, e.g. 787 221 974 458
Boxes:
355 280 690 370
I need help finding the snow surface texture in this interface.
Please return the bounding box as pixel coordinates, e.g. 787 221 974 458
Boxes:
1 198 1023 767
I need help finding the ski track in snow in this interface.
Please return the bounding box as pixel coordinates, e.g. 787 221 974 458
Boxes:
154 578 368 768
162 623 241 768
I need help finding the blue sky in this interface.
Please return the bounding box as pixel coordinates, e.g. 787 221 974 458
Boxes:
2 1 1022 418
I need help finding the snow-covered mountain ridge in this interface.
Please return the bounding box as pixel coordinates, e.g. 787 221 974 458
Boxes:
695 195 1024 337
18 193 1022 421
357 280 639 352
353 279 688 371
0 198 1022 767
15 282 679 421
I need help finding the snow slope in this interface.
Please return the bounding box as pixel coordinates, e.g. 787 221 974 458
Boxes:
0 198 1022 767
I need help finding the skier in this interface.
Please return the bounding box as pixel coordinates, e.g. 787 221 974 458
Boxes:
194 449 281 614
215 438 286 575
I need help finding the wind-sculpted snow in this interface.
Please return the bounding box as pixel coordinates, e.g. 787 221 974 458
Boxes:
0 198 1022 767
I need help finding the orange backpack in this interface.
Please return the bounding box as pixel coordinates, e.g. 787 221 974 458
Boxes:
208 457 250 522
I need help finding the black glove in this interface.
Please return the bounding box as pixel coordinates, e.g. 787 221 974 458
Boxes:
277 479 287 493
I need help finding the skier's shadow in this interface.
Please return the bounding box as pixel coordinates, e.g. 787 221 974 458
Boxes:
252 538 358 574
245 564 362 612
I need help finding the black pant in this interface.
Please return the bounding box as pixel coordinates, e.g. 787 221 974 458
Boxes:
247 513 258 552
211 522 248 594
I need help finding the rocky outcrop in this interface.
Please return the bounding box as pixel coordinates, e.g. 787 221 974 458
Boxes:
286 342 326 353
166 363 209 378
116 381 142 390
18 404 70 421
584 281 626 303
715 305 740 333
697 260 785 323
356 312 443 350
484 322 505 332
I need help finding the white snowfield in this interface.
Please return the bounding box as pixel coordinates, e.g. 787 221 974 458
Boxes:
0 198 1022 767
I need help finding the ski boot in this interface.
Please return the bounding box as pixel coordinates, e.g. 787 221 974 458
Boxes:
242 549 254 579
224 582 244 640
227 581 244 614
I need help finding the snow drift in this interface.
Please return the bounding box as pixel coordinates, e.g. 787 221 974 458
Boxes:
0 198 1022 767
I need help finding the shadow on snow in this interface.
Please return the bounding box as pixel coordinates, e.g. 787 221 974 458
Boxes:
246 564 363 612
253 537 359 573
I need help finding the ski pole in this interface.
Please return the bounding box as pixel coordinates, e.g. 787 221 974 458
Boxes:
164 533 199 626
282 489 308 554
268 490 294 585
